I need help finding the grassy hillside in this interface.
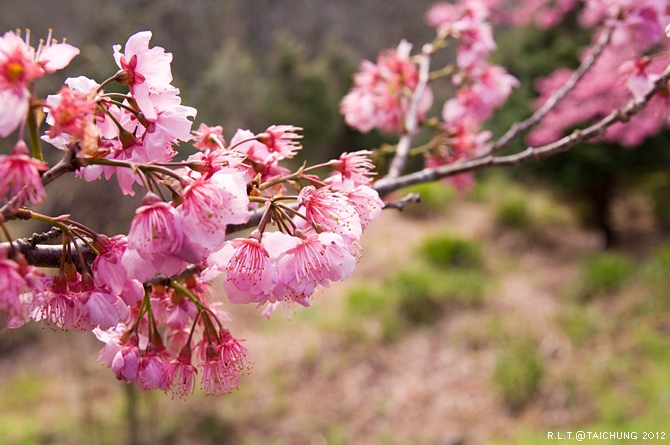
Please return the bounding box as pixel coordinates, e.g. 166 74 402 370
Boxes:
1 174 669 444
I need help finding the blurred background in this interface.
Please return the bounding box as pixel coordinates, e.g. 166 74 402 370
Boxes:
2 1 670 444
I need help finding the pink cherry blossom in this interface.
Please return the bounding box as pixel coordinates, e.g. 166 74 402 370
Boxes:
79 278 130 330
92 235 130 295
0 30 78 136
110 334 142 383
218 329 253 375
44 86 97 139
138 104 196 163
164 290 197 330
179 170 250 251
340 183 385 230
228 128 291 183
113 31 173 121
162 344 198 398
329 150 376 186
31 274 81 330
127 193 184 259
0 141 48 206
200 343 239 395
0 251 26 324
580 0 669 50
297 186 362 241
209 232 277 305
264 231 358 302
257 125 303 159
341 40 433 134
192 123 226 151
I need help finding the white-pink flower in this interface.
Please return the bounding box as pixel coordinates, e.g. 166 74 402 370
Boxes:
297 186 363 241
0 30 79 136
179 170 250 251
113 31 174 121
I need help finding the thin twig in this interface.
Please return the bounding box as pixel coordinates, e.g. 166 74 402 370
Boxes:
374 61 670 196
482 25 613 156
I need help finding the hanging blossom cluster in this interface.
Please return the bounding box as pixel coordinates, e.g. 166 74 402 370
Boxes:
2 0 670 399
522 0 670 148
341 0 519 190
0 30 383 397
339 0 670 191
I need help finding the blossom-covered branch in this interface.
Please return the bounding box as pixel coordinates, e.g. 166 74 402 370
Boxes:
1 0 669 398
374 60 670 195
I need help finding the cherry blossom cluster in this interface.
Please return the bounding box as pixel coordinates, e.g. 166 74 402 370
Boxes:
340 0 670 191
341 0 520 189
522 0 670 148
0 29 382 396
1 0 670 397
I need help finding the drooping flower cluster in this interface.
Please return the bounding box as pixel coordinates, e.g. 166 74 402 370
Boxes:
0 28 385 396
515 0 670 147
1 0 669 398
422 0 519 189
340 40 433 134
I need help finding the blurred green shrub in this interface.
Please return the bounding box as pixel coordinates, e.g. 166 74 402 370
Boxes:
346 283 389 317
493 336 545 413
391 266 487 327
560 304 599 346
495 197 532 231
577 252 633 300
418 234 483 270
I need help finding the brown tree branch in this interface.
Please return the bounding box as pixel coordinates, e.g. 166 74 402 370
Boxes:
374 62 670 196
482 25 613 156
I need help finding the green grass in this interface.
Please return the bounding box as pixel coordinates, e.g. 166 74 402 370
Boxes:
576 252 633 300
495 197 532 230
493 335 545 413
417 234 484 270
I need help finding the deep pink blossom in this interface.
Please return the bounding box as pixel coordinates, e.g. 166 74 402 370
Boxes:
0 141 48 206
218 329 253 375
200 343 239 395
162 344 198 398
341 40 433 134
209 233 277 305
